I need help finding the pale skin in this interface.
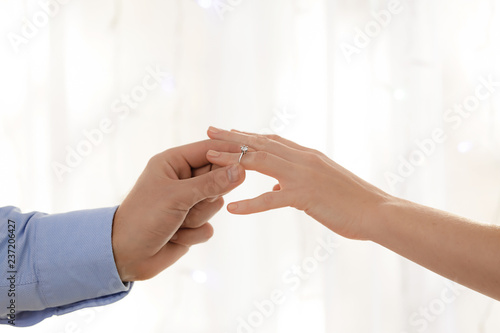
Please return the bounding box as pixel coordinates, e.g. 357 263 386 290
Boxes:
206 127 500 301
112 139 245 282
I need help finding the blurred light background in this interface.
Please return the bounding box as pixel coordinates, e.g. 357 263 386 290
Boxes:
1 0 500 332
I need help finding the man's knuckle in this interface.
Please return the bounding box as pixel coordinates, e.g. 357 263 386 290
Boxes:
187 219 204 228
147 154 161 166
203 225 214 240
161 205 188 219
203 173 224 196
164 188 191 211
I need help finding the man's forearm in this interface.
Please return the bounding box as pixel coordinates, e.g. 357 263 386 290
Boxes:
370 198 500 300
0 206 132 327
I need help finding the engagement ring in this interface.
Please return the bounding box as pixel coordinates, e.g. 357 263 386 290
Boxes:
239 145 248 163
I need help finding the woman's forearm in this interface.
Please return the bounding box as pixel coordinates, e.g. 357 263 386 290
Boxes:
370 197 500 300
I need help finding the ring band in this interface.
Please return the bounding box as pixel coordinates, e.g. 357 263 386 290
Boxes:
239 145 249 163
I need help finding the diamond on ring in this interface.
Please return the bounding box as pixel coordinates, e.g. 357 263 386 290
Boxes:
239 145 248 163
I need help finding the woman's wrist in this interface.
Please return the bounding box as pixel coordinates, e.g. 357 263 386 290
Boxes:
361 193 403 243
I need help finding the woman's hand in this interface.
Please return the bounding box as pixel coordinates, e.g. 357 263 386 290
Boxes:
206 127 393 241
207 127 500 301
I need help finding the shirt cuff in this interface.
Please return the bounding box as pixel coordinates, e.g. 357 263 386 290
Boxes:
35 206 132 312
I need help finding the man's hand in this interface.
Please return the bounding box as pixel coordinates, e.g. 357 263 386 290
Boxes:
112 140 245 281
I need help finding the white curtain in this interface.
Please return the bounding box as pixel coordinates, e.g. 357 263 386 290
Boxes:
1 0 500 332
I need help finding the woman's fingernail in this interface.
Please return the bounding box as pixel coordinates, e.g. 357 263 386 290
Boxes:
207 150 221 158
227 165 240 183
170 233 179 241
228 203 239 211
208 126 221 134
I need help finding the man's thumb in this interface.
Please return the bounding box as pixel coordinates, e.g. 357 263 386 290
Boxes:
185 164 245 205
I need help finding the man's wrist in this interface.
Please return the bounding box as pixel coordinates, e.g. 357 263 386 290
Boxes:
111 205 132 282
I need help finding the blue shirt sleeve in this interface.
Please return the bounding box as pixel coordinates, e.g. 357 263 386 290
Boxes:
0 206 133 327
